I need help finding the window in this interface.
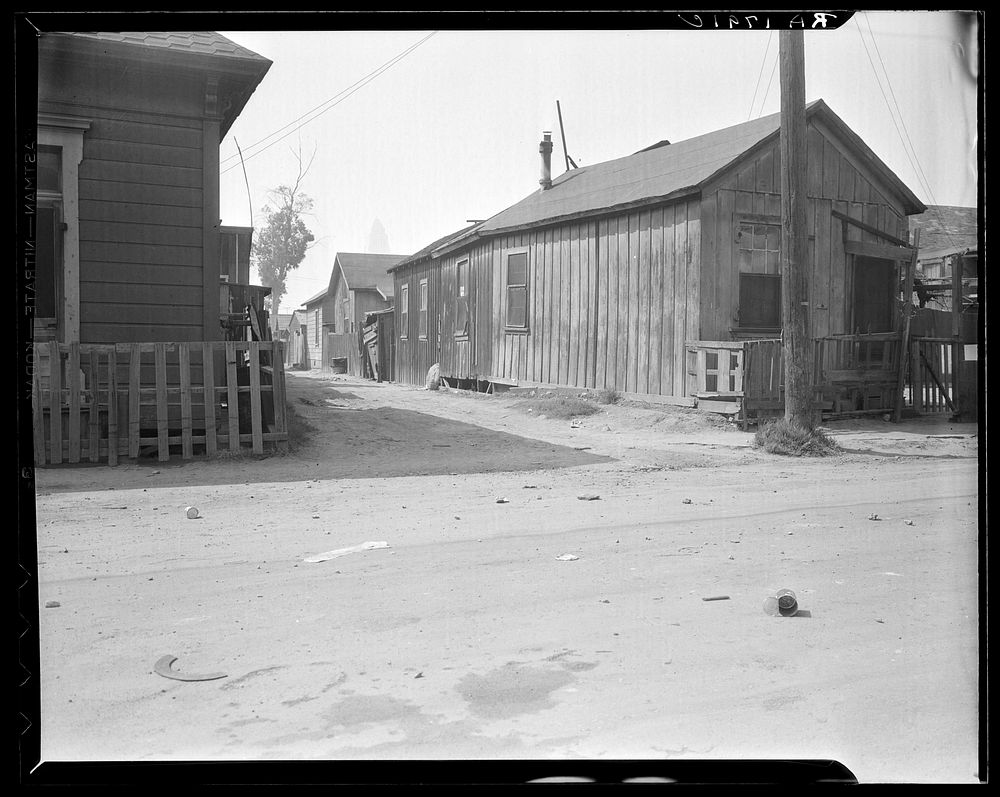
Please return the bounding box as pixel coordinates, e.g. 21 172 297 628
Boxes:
418 279 428 339
736 221 781 329
505 250 528 329
400 285 409 339
36 115 89 342
737 222 781 274
739 273 782 329
455 258 469 335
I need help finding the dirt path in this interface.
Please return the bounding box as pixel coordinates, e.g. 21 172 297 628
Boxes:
30 370 981 782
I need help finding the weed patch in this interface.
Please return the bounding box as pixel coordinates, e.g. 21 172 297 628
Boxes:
753 419 839 457
514 397 601 420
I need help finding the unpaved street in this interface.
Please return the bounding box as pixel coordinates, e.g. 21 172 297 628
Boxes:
32 370 981 782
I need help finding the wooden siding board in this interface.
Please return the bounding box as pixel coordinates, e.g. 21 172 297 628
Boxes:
85 118 203 149
79 179 203 210
85 138 203 169
814 199 833 338
715 190 736 342
179 343 193 459
595 218 609 389
605 216 620 390
80 241 202 267
78 200 203 228
154 343 169 462
615 214 629 392
685 199 701 374
672 202 689 396
80 159 203 189
637 209 652 394
568 224 581 387
649 206 664 395
68 344 81 463
807 126 823 197
559 227 572 385
698 196 716 350
202 342 217 456
831 201 849 333
660 204 677 396
627 211 640 393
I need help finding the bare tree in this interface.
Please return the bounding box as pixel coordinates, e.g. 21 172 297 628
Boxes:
252 144 317 322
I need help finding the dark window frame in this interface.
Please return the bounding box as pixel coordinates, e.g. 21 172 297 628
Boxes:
455 258 470 337
738 272 782 330
399 284 409 340
418 278 428 340
504 248 529 332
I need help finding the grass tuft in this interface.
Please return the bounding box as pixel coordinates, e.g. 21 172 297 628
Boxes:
753 419 839 457
593 388 621 405
514 397 601 420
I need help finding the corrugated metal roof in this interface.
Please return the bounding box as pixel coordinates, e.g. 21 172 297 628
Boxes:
64 31 269 62
334 252 407 297
477 99 924 235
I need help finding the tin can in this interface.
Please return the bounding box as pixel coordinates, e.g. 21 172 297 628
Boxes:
775 588 798 616
185 506 200 519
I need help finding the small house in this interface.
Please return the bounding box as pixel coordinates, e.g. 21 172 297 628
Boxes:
390 100 928 417
301 289 327 370
322 252 406 375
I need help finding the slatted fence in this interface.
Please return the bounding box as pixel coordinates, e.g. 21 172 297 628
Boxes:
31 340 287 466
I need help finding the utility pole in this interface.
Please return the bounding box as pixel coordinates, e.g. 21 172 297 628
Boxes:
778 29 814 429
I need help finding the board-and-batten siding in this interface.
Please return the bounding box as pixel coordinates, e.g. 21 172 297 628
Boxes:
698 126 909 342
394 260 441 387
486 200 700 397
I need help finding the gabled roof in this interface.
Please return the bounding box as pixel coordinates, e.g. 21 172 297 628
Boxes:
333 252 407 299
909 205 978 255
273 313 294 332
476 99 924 236
303 288 327 306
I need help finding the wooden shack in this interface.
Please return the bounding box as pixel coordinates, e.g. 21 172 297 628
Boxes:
323 252 405 375
390 100 927 416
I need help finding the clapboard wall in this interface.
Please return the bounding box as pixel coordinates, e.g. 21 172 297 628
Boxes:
38 43 221 344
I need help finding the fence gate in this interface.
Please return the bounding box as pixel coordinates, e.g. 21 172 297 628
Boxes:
908 337 957 414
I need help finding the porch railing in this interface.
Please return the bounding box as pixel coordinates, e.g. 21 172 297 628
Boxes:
31 340 287 466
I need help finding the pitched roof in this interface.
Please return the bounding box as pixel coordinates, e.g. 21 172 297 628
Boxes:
53 32 271 136
303 288 327 306
273 313 294 332
63 31 269 63
909 205 978 255
477 99 924 235
387 223 482 273
334 252 407 298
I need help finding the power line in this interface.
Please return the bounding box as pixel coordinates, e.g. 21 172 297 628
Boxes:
748 31 774 121
855 17 963 250
220 31 438 176
755 49 779 118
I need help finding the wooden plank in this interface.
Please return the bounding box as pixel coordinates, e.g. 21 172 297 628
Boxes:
595 218 609 389
559 226 572 386
248 341 264 454
831 209 909 247
627 211 641 393
649 206 664 396
637 209 651 394
814 199 833 338
128 344 141 459
568 224 581 387
179 344 194 459
107 347 118 466
226 342 240 451
32 358 46 466
660 204 677 395
686 199 702 381
605 216 620 391
893 229 920 421
715 190 736 341
154 343 169 462
272 343 288 449
66 343 81 463
615 213 630 392
87 350 100 462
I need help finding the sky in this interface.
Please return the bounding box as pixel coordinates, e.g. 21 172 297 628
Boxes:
216 12 980 314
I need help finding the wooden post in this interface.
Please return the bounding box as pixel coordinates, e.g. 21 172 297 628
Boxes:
107 347 118 466
951 252 962 418
202 342 218 456
893 229 920 422
779 30 813 428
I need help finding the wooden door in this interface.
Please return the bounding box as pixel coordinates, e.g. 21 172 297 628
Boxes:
852 255 895 334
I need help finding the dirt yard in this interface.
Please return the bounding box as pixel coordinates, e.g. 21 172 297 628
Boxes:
30 369 981 783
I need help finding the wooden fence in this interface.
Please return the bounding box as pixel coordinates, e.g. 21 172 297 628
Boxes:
908 337 957 414
686 338 783 423
813 332 901 416
31 340 287 466
328 332 363 376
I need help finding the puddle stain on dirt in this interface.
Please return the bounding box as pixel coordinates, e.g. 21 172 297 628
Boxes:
456 661 579 719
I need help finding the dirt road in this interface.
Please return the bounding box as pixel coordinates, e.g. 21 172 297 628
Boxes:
30 370 981 782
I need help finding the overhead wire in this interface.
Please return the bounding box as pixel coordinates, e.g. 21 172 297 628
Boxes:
748 31 774 121
220 31 438 176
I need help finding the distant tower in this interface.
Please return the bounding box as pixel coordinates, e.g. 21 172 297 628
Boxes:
367 218 390 254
